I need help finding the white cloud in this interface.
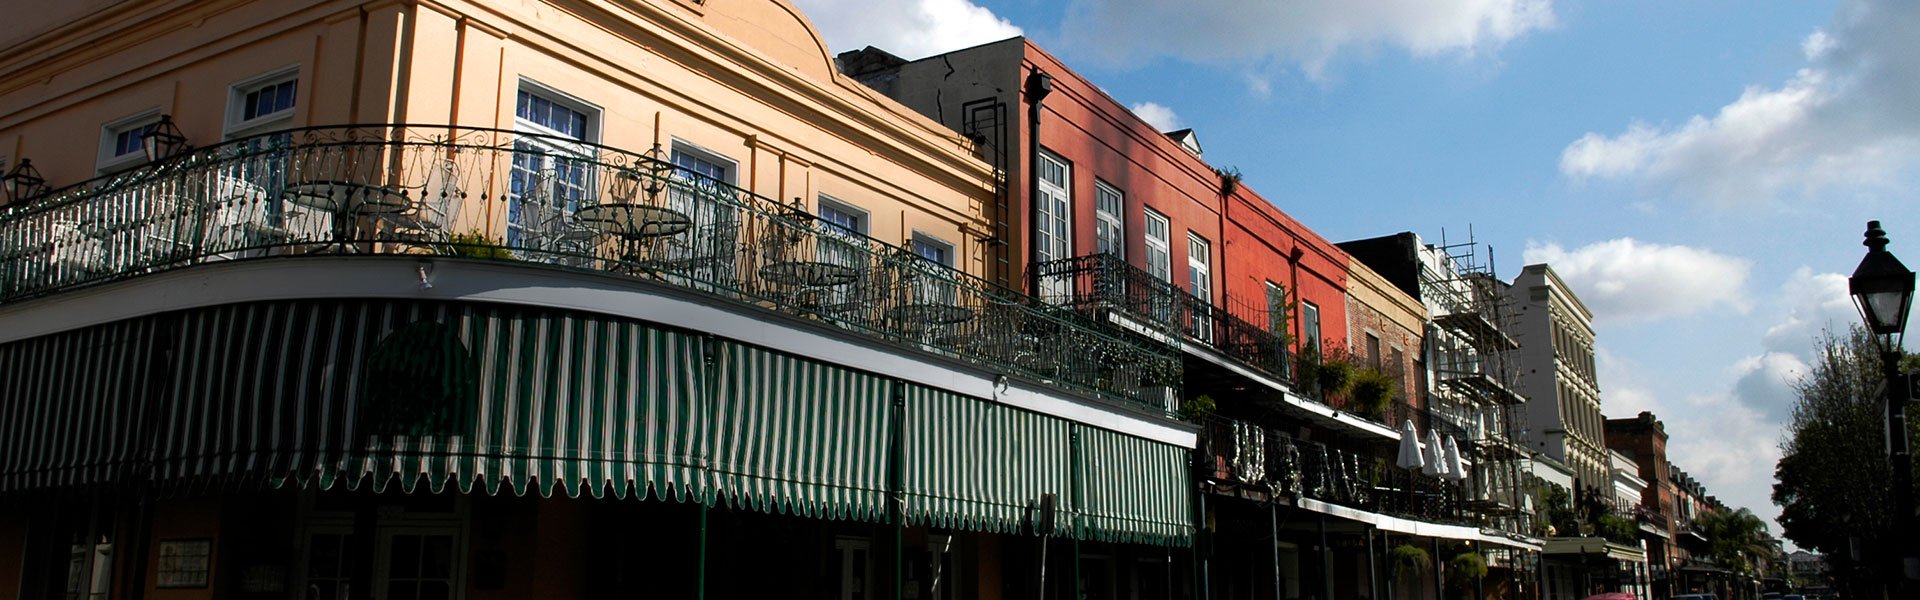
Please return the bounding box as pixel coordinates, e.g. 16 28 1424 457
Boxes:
1596 346 1661 417
1665 390 1785 533
1522 238 1752 323
792 0 1022 60
1130 102 1183 131
1057 0 1556 80
1760 267 1856 353
1560 0 1920 207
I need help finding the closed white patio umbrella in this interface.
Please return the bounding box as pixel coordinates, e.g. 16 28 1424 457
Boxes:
1444 435 1470 481
1422 428 1447 477
1396 420 1425 469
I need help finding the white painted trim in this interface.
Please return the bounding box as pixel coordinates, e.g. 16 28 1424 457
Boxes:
0 257 1196 447
1294 498 1541 551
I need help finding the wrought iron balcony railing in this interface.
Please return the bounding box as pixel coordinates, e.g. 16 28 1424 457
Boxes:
1198 416 1469 526
1035 252 1298 384
0 124 1181 412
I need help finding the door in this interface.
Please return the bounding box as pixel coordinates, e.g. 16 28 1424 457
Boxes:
1034 152 1071 299
374 529 462 600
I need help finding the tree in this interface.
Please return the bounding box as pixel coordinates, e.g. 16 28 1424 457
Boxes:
1772 326 1920 594
1697 508 1769 575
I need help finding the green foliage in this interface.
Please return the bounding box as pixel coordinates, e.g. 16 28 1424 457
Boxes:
1447 552 1488 587
1316 358 1356 396
1348 368 1397 416
1390 544 1430 576
1594 513 1638 544
1539 484 1580 537
437 231 513 259
1773 326 1920 588
1214 166 1242 197
1178 394 1217 423
1698 508 1770 576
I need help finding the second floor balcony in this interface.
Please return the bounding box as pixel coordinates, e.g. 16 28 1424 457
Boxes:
1197 415 1470 526
0 124 1182 414
1034 252 1299 385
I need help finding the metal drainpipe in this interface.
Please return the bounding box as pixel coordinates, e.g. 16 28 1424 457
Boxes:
1023 69 1052 298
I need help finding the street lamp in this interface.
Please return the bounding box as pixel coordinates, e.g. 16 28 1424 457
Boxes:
1847 219 1917 592
140 114 190 163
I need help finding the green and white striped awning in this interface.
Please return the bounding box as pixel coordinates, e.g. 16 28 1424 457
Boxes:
708 342 892 521
902 383 1073 534
152 300 711 500
1076 426 1193 546
1 298 1192 545
0 319 162 492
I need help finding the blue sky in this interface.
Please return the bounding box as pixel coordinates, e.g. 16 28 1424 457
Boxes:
793 0 1920 544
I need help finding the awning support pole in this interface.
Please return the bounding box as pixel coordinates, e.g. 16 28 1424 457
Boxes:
1272 504 1282 600
1434 536 1445 600
697 502 709 600
1319 511 1332 600
1367 527 1378 600
891 381 906 600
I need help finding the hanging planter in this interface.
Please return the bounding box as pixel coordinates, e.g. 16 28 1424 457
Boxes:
1390 544 1431 576
1448 551 1488 588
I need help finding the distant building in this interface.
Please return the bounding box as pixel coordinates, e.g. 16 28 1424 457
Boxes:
1508 264 1610 497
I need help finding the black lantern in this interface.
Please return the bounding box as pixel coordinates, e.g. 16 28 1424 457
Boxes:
1849 220 1915 350
3 158 45 202
141 114 189 163
643 143 671 199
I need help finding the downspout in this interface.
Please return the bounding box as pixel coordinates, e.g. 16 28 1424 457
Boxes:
1023 69 1052 298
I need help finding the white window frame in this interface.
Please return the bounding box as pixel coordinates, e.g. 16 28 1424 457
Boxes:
1301 300 1322 357
910 232 955 267
1186 232 1210 301
817 195 869 235
1094 180 1124 258
508 81 602 249
97 110 163 174
1035 150 1071 264
1186 232 1212 342
1143 209 1171 283
224 65 300 139
833 536 875 600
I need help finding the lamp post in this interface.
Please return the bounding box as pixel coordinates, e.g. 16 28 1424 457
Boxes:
1847 219 1916 595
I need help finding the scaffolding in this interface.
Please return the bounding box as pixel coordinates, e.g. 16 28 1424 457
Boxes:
1418 226 1537 537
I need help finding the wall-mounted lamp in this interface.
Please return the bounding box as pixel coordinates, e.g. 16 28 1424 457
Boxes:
141 114 190 163
4 159 46 202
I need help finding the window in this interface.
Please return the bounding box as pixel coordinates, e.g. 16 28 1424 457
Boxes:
1186 233 1210 300
1365 333 1381 369
1143 209 1171 283
1094 181 1123 257
1300 301 1321 358
911 234 954 266
507 83 598 248
226 67 299 135
1265 281 1288 333
1035 151 1071 297
661 142 740 282
818 197 867 235
1187 233 1211 341
832 537 874 600
97 112 162 172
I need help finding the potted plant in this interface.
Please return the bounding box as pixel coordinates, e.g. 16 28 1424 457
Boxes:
1390 543 1431 577
1348 368 1396 417
437 231 513 259
1316 356 1355 397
